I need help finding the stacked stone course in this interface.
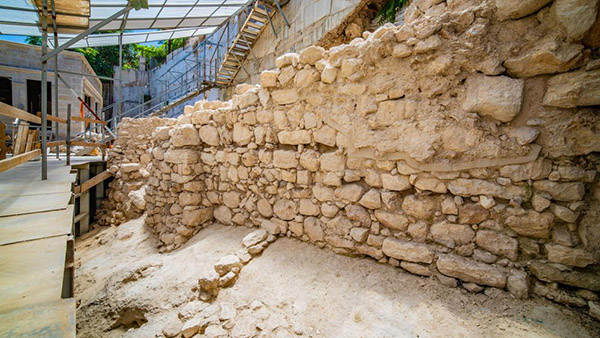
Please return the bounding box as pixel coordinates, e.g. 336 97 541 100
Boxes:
100 0 600 320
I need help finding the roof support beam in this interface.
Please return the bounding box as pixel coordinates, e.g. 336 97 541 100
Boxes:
41 5 132 62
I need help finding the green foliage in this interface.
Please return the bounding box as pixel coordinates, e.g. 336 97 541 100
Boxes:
25 30 187 77
25 36 42 46
74 45 139 78
375 0 408 24
133 38 187 65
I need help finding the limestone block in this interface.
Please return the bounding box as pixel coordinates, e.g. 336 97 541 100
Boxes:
504 37 584 77
381 174 411 191
350 228 369 242
277 130 311 145
554 0 599 40
495 0 553 21
275 52 299 68
499 159 552 181
463 74 524 122
430 221 475 248
543 68 600 108
313 185 335 202
299 45 325 65
320 153 345 172
402 194 436 220
304 217 324 242
273 199 298 220
214 205 232 225
436 254 507 288
321 65 337 84
294 68 320 89
242 229 268 248
257 199 273 218
545 243 596 267
345 205 371 227
313 125 337 147
299 199 320 216
271 89 299 105
334 184 364 202
214 255 241 276
182 208 213 227
359 189 381 209
374 210 409 231
505 211 554 238
382 238 435 264
260 70 280 88
529 261 600 291
533 180 585 201
273 150 298 169
476 230 518 261
414 176 447 193
232 123 252 146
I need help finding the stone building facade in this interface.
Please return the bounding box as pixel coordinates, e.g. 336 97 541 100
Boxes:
0 40 103 136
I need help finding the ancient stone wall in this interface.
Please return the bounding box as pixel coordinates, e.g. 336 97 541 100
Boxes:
102 0 600 319
96 117 175 226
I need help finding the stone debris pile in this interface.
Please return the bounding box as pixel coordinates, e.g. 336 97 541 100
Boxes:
101 0 600 320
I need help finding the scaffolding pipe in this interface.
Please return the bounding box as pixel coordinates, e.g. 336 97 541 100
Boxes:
51 0 59 159
41 0 48 180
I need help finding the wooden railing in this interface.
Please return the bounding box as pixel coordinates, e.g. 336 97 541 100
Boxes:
0 102 110 173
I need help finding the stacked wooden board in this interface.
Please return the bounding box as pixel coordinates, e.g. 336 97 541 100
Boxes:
0 158 78 337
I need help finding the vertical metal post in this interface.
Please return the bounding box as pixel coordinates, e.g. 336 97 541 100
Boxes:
41 0 48 180
101 110 106 161
51 0 59 160
116 32 123 127
66 104 71 165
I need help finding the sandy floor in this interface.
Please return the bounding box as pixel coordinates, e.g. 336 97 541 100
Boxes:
75 216 600 337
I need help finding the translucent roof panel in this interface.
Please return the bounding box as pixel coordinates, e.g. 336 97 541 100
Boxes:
0 0 90 33
0 0 250 48
50 26 217 48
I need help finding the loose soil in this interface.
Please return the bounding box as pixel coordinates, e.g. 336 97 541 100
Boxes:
75 217 600 337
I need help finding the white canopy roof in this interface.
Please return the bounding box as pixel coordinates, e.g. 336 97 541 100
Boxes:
0 0 250 47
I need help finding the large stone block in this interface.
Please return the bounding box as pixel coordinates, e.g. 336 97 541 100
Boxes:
273 150 298 169
528 261 600 291
277 130 311 145
430 221 475 248
272 89 299 105
545 244 596 267
164 149 199 164
543 69 600 108
505 211 554 238
463 74 524 122
495 0 553 21
533 180 585 201
504 37 584 77
476 230 518 261
382 238 435 264
375 210 409 231
436 254 507 288
273 199 298 220
554 0 599 40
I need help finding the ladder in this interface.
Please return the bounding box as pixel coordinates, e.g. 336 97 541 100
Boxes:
215 1 275 85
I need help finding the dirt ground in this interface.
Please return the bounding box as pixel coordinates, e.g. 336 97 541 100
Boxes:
75 217 600 337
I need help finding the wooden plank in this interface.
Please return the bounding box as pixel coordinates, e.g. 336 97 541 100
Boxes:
0 122 7 160
70 141 108 148
0 205 74 246
0 191 71 217
0 101 42 124
12 122 27 156
71 115 107 125
73 211 88 223
36 112 67 124
0 149 40 174
0 236 67 314
0 298 76 338
47 140 66 147
24 130 35 152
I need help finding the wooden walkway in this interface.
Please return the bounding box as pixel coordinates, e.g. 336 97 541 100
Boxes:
0 156 100 337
